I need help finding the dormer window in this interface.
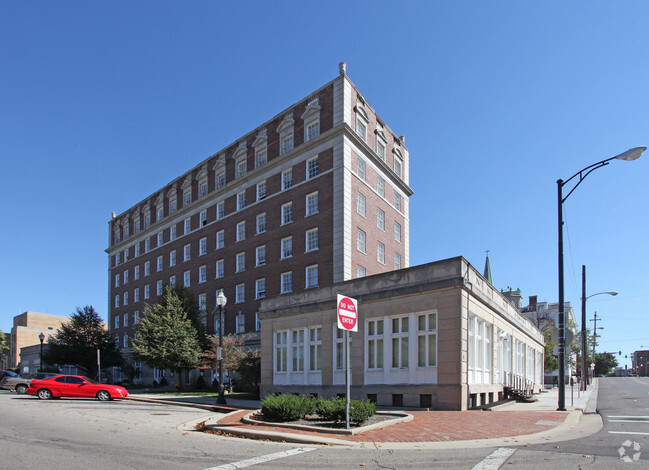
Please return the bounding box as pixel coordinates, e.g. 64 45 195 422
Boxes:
393 146 403 178
355 101 369 142
301 97 321 142
181 176 192 207
375 127 387 161
277 113 295 155
167 186 177 214
197 165 208 198
233 143 247 178
253 129 268 168
213 155 226 189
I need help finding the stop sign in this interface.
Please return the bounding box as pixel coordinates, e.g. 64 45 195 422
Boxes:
337 294 358 332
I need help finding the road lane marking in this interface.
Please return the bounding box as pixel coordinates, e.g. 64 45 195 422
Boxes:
204 447 316 470
609 431 649 436
471 447 516 470
609 420 649 423
609 416 649 419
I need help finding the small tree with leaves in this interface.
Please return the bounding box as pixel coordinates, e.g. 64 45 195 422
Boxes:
202 334 249 390
0 330 9 362
43 306 122 379
132 287 202 389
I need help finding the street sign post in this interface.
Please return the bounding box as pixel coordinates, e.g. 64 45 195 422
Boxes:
337 294 358 429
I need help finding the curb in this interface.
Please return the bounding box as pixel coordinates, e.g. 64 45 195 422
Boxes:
126 395 241 413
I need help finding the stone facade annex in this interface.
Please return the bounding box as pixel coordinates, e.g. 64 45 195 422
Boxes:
259 257 544 411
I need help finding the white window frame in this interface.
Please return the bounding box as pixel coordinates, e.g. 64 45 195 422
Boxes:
377 242 385 264
305 228 318 252
256 245 266 267
236 221 246 241
184 244 191 262
256 181 267 201
417 313 438 368
256 213 266 234
306 156 319 179
216 230 225 249
281 271 292 294
236 252 245 273
255 278 266 299
357 192 366 217
281 202 293 225
281 169 293 190
305 264 318 289
199 237 207 255
357 228 366 253
216 259 224 279
199 265 207 283
391 316 409 369
377 208 385 230
367 319 384 370
305 192 318 216
236 283 245 304
281 237 293 259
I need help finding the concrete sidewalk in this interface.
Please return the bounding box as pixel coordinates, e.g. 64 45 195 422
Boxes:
129 381 602 449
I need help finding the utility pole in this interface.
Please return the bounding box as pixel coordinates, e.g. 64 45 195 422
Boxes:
590 313 603 376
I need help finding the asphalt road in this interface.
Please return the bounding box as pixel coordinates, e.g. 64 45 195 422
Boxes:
0 381 644 470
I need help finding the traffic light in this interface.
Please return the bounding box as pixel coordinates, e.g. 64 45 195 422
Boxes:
619 351 622 355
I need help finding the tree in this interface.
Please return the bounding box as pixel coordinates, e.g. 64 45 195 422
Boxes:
167 285 211 352
0 330 9 361
202 334 260 394
595 352 618 376
237 349 261 396
132 287 202 389
43 306 123 379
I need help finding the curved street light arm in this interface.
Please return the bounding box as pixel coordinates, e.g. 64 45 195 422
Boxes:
560 158 614 203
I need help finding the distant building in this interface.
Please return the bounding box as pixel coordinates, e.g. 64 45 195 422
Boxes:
520 296 578 383
632 350 649 376
8 311 69 370
260 257 545 410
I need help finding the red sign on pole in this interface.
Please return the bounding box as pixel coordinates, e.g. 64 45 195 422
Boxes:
337 294 358 332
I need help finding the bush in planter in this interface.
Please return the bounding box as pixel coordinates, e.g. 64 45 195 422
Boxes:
260 394 317 422
316 397 376 425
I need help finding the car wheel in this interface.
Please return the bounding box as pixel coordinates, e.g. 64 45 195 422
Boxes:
15 384 27 394
37 389 52 400
96 390 111 401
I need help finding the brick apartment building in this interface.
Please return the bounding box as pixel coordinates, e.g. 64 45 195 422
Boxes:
106 63 413 385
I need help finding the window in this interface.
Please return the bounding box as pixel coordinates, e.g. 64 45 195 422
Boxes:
169 275 176 287
144 214 151 228
255 312 261 332
305 119 320 142
184 244 191 262
199 181 208 198
115 253 121 266
377 208 385 230
281 237 293 259
305 228 318 252
184 218 191 234
392 316 409 368
377 242 385 264
306 192 318 216
305 265 318 288
236 252 245 272
199 293 206 311
216 201 225 220
144 285 150 299
309 327 322 371
357 229 366 253
200 210 207 227
200 237 207 255
183 270 190 287
280 133 293 154
395 192 402 212
156 280 163 295
134 287 140 302
145 239 150 253
235 314 245 333
256 213 266 234
170 250 176 267
170 199 177 214
157 256 163 272
281 272 292 293
256 181 267 201
335 329 351 370
135 244 140 257
468 315 492 384
356 115 367 141
199 265 207 283
123 292 128 305
114 295 120 309
115 274 120 288
157 207 164 221
183 190 192 207
237 191 246 211
115 335 119 347
255 149 267 168
236 283 245 303
281 202 293 225
216 259 224 278
216 171 225 189
144 261 150 276
134 220 141 234
236 159 247 178
123 248 129 262
394 253 402 270
377 141 386 161
236 221 246 241
357 156 366 180
394 157 402 178
157 232 163 247
357 192 366 217
216 230 225 249
306 156 319 179
255 278 266 299
367 319 384 369
123 335 128 348
417 313 438 367
256 246 266 266
134 311 139 324
282 169 293 190
134 265 140 280
275 331 287 372
170 226 176 241
357 265 366 278
292 329 304 372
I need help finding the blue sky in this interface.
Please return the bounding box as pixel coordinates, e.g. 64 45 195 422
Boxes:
2 2 648 368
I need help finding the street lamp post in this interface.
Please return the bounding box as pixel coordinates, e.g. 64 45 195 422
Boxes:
216 291 227 405
557 146 645 410
580 265 618 391
38 332 45 372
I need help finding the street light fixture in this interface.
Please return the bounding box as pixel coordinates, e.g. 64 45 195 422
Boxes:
557 146 645 410
38 332 45 372
215 291 227 405
580 265 617 390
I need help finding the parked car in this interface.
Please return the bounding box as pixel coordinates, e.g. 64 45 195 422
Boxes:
0 370 18 382
1 372 59 394
27 375 128 401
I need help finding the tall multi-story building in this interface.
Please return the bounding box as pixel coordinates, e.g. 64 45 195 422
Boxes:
106 63 413 384
8 311 69 369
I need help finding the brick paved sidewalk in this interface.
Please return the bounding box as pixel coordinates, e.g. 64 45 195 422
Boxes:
214 409 568 443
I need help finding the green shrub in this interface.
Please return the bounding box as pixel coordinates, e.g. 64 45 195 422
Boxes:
349 398 376 424
194 375 207 390
316 397 376 425
261 394 317 422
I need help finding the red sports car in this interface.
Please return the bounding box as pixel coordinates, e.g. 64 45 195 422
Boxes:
26 375 128 401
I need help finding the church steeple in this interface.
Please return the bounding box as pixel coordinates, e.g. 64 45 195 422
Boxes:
484 250 493 285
